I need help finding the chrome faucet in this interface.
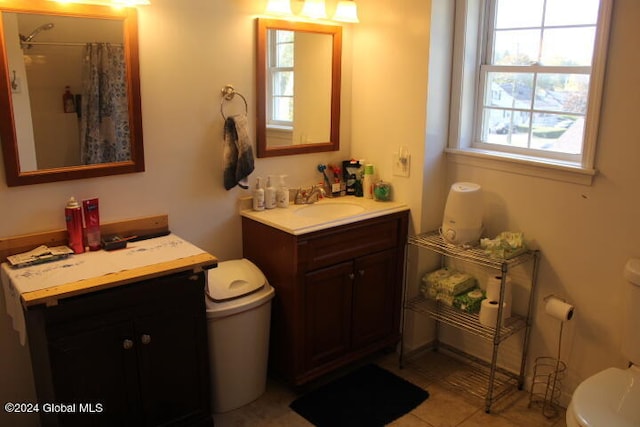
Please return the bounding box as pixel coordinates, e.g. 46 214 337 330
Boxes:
295 185 326 204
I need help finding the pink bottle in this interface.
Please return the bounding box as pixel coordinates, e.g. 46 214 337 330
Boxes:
82 198 101 251
65 197 84 254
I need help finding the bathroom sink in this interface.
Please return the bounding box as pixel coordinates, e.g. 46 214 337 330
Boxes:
294 202 366 219
241 196 409 235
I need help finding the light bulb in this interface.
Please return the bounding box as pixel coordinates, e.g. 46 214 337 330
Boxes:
333 0 359 23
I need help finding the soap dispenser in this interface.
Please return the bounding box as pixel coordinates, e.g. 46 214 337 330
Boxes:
265 175 276 209
253 177 265 211
276 175 289 208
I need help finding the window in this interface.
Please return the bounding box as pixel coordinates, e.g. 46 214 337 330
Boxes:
267 29 295 128
448 0 613 183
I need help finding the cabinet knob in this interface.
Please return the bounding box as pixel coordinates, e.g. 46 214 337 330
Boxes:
123 339 134 350
348 273 355 280
141 334 152 345
358 269 365 277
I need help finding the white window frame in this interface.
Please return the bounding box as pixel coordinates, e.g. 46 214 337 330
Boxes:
267 29 294 130
446 0 613 185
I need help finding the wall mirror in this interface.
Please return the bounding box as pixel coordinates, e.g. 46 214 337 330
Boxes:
0 1 143 186
256 18 341 158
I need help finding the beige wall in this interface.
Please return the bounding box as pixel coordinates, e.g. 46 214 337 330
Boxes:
350 0 640 407
444 0 640 404
0 2 352 425
1 0 638 424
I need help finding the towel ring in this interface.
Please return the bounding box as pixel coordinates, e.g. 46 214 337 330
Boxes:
220 84 248 119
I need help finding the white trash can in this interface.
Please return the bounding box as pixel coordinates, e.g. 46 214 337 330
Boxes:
205 258 275 413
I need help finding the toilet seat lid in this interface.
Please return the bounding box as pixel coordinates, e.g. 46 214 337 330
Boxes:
572 367 640 427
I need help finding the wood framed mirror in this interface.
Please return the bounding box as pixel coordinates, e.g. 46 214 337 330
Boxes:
0 1 143 186
256 18 341 158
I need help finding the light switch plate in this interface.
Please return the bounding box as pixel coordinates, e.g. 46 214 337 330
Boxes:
392 152 410 177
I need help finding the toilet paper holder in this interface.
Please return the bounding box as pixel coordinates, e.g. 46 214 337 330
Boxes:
528 294 574 418
543 294 575 322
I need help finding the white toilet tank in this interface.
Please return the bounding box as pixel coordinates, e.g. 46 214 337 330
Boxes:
622 258 640 365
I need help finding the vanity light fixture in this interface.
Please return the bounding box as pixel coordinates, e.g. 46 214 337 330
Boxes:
332 0 359 23
300 0 327 19
48 0 150 5
113 0 151 5
265 0 294 16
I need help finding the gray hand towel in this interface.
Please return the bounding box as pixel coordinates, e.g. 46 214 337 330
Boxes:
223 114 255 190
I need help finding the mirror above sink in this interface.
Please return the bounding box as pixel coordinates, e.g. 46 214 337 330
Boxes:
256 18 342 158
0 1 144 186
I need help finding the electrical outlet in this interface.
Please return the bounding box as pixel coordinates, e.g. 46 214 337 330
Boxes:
392 151 410 177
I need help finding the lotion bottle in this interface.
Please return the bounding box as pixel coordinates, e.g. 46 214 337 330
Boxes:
253 177 265 211
65 197 84 254
276 175 289 208
363 164 375 199
265 175 276 209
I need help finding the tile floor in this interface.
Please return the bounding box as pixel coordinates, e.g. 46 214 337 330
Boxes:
213 350 568 427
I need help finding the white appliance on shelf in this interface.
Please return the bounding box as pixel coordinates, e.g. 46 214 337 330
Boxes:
441 182 483 245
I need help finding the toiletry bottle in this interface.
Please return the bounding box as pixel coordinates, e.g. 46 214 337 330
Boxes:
265 175 276 209
363 164 375 199
330 165 342 197
354 173 364 197
65 197 84 254
82 198 101 251
253 177 265 211
276 175 289 208
62 86 75 113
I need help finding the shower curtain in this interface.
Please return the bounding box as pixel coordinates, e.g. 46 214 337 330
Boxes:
80 43 130 164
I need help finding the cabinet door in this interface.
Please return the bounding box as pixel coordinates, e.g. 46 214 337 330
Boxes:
135 309 210 426
351 249 398 349
134 272 210 427
304 261 353 369
48 321 142 427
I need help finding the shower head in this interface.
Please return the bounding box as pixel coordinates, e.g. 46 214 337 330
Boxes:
19 23 55 47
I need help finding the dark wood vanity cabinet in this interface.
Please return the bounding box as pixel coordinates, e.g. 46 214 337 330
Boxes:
242 210 409 385
25 270 212 427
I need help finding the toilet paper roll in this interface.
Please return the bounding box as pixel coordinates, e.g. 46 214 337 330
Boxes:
486 275 512 319
545 296 574 321
479 299 506 328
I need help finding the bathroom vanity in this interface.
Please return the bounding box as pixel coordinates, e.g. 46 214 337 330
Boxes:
1 216 217 426
241 198 409 385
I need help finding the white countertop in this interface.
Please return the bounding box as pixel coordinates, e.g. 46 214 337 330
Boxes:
1 234 215 345
240 196 409 235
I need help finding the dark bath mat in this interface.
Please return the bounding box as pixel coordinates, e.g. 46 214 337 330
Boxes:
289 364 429 427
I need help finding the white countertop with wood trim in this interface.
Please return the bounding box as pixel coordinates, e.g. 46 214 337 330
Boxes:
1 233 217 345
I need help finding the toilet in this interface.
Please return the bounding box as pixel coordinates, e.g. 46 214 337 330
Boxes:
566 258 640 427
